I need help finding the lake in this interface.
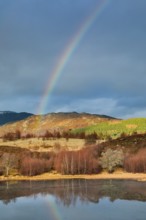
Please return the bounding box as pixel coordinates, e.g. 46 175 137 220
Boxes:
0 179 146 220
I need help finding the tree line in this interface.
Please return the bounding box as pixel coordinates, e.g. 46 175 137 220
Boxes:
1 144 146 176
1 129 111 142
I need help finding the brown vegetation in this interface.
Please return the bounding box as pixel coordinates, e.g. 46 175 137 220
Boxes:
99 133 146 153
20 157 53 176
0 132 146 177
54 147 101 175
124 148 146 173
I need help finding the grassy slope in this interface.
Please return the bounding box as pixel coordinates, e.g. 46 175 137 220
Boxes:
74 118 146 138
0 138 86 152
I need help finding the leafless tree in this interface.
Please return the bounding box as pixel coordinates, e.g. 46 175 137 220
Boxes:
1 153 17 176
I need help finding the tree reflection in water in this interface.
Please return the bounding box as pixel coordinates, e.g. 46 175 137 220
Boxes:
0 179 146 206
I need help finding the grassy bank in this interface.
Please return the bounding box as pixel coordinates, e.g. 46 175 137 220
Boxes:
1 171 146 181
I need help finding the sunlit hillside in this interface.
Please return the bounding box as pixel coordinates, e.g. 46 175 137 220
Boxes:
0 112 117 137
73 118 146 138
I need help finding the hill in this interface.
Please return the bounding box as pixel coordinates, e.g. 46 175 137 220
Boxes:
0 111 33 126
73 118 146 138
0 112 117 137
98 133 146 154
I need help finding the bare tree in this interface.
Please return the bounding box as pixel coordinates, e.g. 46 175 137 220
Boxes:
1 153 17 176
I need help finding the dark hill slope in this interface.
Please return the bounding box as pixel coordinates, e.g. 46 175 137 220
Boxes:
99 133 146 154
0 111 33 126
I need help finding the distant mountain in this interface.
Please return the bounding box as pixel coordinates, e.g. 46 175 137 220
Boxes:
48 112 116 120
0 111 33 126
0 112 118 136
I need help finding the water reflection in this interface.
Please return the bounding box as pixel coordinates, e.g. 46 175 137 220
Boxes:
0 179 146 206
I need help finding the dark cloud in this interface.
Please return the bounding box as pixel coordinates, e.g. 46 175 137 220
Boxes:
0 0 146 118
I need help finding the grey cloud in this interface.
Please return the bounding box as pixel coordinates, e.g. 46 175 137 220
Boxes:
0 0 146 117
51 52 146 99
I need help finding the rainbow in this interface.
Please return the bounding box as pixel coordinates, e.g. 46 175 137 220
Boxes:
37 0 109 115
46 199 61 220
45 195 62 220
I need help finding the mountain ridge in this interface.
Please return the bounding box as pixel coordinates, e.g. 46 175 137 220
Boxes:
0 111 33 126
0 111 118 136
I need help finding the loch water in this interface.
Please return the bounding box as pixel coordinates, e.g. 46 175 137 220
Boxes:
0 179 146 220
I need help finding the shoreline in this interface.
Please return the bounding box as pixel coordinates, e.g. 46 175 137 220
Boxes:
1 171 146 182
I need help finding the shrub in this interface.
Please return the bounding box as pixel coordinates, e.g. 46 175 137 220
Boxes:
20 157 53 176
100 149 124 173
84 133 97 146
124 149 146 173
2 130 22 141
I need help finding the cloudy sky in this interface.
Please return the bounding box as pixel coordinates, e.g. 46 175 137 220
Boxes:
0 0 146 118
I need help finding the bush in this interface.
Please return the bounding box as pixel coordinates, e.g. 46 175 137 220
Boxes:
84 133 97 146
3 130 21 141
124 149 146 173
100 149 124 173
20 157 53 176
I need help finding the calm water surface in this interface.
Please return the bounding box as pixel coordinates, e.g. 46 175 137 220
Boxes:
0 179 146 220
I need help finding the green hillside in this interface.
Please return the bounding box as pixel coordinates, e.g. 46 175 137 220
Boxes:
73 118 146 138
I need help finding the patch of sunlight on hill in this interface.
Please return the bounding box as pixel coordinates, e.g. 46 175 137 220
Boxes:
73 118 146 138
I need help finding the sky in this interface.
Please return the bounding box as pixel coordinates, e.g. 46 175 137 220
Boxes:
0 0 146 119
